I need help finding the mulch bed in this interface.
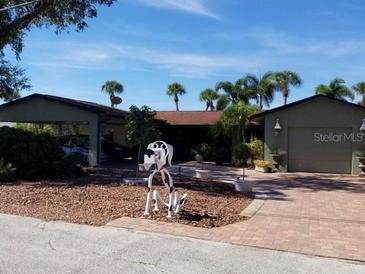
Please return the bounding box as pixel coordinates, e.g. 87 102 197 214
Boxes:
0 168 253 228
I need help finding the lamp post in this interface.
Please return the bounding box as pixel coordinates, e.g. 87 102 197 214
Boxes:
360 119 365 132
274 118 281 136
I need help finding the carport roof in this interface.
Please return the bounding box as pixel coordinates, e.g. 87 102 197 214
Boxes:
249 94 365 120
0 93 129 118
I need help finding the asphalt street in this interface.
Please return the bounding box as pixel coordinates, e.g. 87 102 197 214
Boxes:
0 214 363 274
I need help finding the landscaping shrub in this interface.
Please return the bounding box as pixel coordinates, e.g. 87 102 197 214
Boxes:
0 158 16 182
214 147 230 165
248 137 264 160
191 143 213 162
0 126 83 180
232 143 251 167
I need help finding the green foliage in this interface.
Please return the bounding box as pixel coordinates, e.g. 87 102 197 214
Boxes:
199 88 219 111
125 105 161 150
191 143 213 162
0 58 30 101
0 1 115 101
0 158 16 182
273 71 302 105
213 147 230 165
315 78 354 101
101 80 124 95
215 79 257 105
216 94 230 110
243 72 276 109
352 82 365 106
0 126 83 180
15 123 54 134
166 82 186 111
221 102 258 128
1 0 116 56
248 137 264 161
232 143 251 167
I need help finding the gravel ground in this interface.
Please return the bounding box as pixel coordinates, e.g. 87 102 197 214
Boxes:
0 168 253 228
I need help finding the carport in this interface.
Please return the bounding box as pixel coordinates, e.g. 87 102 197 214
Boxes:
0 93 128 166
250 95 365 174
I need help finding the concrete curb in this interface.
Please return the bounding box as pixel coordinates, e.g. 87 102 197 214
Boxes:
239 190 267 217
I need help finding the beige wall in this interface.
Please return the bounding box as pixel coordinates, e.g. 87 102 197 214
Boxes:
263 97 365 174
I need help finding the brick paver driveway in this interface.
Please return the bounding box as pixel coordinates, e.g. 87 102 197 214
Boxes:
108 170 365 262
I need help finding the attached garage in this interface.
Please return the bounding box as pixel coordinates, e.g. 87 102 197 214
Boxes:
250 95 365 175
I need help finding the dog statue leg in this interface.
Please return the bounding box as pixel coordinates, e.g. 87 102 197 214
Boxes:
153 189 159 212
144 170 156 216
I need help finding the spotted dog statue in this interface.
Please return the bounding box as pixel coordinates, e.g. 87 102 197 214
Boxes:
143 141 187 218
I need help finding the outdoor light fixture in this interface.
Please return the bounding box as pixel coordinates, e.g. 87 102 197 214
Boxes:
360 119 365 132
274 118 281 135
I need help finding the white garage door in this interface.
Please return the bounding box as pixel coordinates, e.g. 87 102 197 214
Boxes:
288 127 352 174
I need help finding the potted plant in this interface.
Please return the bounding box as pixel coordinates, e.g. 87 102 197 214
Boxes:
192 143 213 179
232 143 254 193
356 152 365 176
253 160 271 173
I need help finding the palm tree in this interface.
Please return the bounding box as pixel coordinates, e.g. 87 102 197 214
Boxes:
243 72 276 109
352 82 365 106
101 80 124 108
273 71 302 105
166 82 186 111
199 88 219 111
215 79 257 105
315 78 354 101
216 94 230 110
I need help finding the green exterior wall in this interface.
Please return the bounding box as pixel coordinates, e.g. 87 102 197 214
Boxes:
263 96 365 174
0 97 101 166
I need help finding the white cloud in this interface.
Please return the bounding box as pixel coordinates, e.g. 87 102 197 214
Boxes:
135 0 219 19
253 30 365 57
27 42 261 78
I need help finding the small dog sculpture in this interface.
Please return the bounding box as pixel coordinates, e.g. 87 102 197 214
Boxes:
143 141 187 218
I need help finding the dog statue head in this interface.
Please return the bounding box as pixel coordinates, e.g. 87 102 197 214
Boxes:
143 141 173 171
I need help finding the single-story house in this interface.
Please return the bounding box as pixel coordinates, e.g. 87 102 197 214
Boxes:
250 95 365 174
0 93 129 166
156 111 222 160
0 93 222 165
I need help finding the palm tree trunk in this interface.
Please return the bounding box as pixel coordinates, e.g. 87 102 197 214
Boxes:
174 95 179 111
283 87 289 105
259 95 263 109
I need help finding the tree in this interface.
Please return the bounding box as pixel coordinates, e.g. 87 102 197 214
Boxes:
0 0 116 55
0 58 29 101
101 80 124 107
243 72 276 109
125 105 161 177
199 88 219 111
0 0 116 101
315 78 354 101
166 82 186 111
215 79 257 105
220 102 258 144
273 71 302 105
352 82 365 106
216 94 230 111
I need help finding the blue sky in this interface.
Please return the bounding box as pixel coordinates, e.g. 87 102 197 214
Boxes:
6 0 365 110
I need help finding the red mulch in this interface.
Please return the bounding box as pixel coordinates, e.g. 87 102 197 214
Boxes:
0 168 253 228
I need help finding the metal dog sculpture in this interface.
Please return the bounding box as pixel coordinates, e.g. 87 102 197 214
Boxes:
143 141 187 218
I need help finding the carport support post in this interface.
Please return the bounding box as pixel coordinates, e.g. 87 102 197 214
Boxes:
88 119 100 167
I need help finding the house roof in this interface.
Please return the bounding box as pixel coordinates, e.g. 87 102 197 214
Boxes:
155 111 222 125
249 94 365 120
0 93 129 118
